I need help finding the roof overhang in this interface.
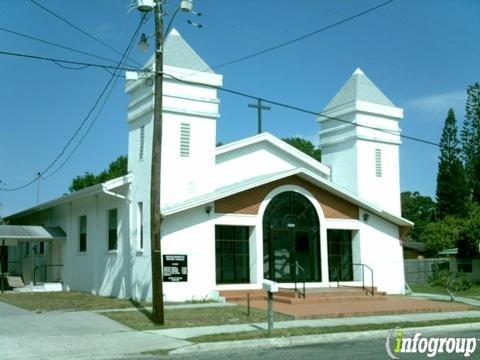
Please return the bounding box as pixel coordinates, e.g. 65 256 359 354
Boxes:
5 174 132 220
0 225 66 246
216 132 331 178
161 167 413 228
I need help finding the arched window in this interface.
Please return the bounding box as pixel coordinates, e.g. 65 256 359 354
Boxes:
263 191 321 282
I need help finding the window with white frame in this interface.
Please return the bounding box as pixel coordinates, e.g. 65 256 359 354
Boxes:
137 202 144 250
108 209 118 251
79 215 87 252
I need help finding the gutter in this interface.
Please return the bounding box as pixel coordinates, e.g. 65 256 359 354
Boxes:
102 185 130 202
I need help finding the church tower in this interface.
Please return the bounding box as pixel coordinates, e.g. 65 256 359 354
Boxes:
126 29 223 207
318 69 404 216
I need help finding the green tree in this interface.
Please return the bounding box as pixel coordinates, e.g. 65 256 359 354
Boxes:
421 216 464 255
69 155 128 193
401 191 436 241
457 204 480 258
461 82 480 204
283 137 321 162
436 109 470 218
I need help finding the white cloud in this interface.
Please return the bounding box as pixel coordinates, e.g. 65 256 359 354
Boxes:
404 90 466 116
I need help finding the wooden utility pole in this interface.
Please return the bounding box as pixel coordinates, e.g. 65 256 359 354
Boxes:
150 0 165 325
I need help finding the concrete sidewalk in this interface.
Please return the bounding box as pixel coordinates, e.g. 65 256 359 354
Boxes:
1 301 479 359
411 292 480 307
148 310 480 339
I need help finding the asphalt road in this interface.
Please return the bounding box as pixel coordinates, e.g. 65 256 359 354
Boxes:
153 329 480 360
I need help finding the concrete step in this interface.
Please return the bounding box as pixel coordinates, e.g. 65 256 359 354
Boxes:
220 287 386 304
273 295 387 305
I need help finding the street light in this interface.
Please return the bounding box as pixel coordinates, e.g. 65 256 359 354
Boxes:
135 0 198 325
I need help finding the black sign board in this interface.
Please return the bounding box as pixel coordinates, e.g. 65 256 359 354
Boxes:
163 254 188 282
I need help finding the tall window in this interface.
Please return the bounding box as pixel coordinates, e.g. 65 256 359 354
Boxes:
180 122 191 157
108 209 118 251
25 242 30 257
139 125 145 160
215 225 250 284
327 230 353 281
39 241 44 255
137 202 143 250
79 215 87 252
375 148 382 177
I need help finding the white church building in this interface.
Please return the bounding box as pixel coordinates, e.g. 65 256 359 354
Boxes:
3 30 412 301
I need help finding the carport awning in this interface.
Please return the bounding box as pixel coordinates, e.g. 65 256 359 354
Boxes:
0 225 66 246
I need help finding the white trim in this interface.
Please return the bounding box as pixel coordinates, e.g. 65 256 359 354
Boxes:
216 132 331 177
325 219 361 230
256 185 330 287
161 167 413 228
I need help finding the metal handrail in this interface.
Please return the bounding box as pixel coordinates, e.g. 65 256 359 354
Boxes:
336 263 375 296
33 264 64 285
294 261 306 299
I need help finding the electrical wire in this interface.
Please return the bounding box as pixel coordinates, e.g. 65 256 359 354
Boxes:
29 0 144 68
0 14 147 192
0 46 440 150
161 72 440 147
213 0 395 70
0 27 124 65
0 50 148 73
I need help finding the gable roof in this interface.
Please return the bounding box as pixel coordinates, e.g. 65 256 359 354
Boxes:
216 132 331 178
161 167 413 228
323 68 395 112
5 174 132 220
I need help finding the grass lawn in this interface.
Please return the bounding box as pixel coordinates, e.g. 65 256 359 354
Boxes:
102 305 293 330
410 283 480 299
0 291 149 312
186 317 480 343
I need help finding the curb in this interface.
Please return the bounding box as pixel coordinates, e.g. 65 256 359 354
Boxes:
170 322 480 355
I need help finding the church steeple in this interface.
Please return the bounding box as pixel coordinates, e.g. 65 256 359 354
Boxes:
317 69 404 216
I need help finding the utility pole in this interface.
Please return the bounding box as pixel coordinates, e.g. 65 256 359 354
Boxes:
150 0 165 325
36 172 41 205
248 98 271 134
137 0 198 325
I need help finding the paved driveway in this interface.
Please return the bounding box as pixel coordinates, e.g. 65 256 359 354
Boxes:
0 302 190 360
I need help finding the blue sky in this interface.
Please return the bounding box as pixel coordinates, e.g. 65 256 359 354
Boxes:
0 0 479 216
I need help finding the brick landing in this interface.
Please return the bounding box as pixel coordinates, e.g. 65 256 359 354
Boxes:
219 288 471 319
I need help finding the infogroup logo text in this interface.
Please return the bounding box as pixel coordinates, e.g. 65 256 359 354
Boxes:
385 329 478 359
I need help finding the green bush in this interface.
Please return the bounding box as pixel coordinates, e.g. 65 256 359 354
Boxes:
429 270 471 300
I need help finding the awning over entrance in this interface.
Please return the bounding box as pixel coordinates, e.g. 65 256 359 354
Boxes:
0 225 66 246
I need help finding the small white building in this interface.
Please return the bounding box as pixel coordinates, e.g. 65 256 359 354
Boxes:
3 30 412 301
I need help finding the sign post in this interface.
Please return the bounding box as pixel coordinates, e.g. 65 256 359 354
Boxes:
262 279 278 335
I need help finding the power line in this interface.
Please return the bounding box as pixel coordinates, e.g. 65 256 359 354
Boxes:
0 15 147 192
0 46 440 148
29 0 144 68
0 50 146 73
162 72 440 147
0 27 123 65
214 0 395 70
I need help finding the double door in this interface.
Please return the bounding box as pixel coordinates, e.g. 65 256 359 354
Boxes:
268 227 320 282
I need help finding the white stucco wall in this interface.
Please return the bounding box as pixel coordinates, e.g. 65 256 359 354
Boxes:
358 210 405 294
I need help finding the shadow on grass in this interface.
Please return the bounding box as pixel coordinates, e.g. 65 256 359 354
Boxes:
129 298 154 319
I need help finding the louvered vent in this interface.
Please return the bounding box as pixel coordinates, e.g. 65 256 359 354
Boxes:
375 148 382 177
139 125 145 160
180 123 191 157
